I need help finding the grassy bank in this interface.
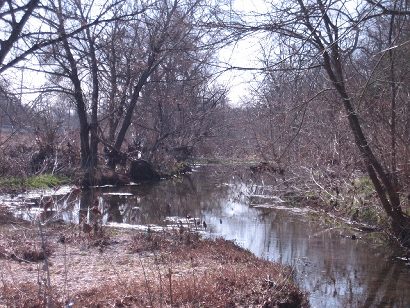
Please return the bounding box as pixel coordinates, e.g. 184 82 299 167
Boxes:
0 174 69 192
0 206 308 307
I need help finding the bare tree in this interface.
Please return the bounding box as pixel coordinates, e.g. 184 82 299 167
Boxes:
0 0 128 74
134 39 227 163
256 0 410 245
0 0 40 69
35 0 226 173
105 0 223 169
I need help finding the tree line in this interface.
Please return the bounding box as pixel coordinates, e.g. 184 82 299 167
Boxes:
1 0 409 246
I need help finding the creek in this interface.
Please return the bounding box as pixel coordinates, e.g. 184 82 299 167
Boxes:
4 164 410 307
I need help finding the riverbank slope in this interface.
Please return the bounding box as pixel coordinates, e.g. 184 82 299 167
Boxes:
0 206 308 307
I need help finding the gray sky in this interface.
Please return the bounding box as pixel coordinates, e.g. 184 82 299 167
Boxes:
218 0 270 106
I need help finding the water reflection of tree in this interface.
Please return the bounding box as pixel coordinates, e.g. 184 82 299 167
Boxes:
78 189 94 225
361 261 401 308
104 195 124 223
93 175 204 225
71 165 409 307
92 184 153 224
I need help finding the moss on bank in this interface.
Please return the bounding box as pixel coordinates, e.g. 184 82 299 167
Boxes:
0 174 69 191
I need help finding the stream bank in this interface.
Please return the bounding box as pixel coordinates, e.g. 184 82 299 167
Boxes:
0 206 307 307
1 163 410 307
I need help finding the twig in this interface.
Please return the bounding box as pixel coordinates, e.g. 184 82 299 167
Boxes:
307 167 337 199
168 267 173 306
152 250 163 308
190 257 197 303
139 256 154 307
63 239 69 305
37 221 53 307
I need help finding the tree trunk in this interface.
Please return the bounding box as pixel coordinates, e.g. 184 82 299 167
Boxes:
295 0 410 246
107 53 158 169
0 0 39 66
86 26 99 169
323 47 410 247
56 7 91 169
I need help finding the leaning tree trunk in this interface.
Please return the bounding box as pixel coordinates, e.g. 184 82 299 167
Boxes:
86 26 99 169
107 53 157 170
56 8 92 169
295 0 410 246
322 48 410 247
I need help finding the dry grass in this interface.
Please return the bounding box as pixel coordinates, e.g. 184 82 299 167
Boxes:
71 234 306 307
0 209 54 262
0 205 20 224
0 282 60 308
0 209 308 307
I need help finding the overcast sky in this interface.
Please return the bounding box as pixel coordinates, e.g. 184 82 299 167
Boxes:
218 0 271 106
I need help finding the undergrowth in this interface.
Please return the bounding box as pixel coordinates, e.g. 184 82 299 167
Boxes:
0 217 308 308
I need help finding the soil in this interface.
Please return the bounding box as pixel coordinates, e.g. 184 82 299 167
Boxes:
0 205 308 308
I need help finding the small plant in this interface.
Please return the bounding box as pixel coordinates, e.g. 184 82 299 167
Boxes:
353 176 375 195
27 174 68 188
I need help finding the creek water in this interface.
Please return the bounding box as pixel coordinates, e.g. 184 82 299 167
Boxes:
6 164 410 307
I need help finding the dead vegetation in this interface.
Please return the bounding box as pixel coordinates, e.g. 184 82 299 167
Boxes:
0 208 308 307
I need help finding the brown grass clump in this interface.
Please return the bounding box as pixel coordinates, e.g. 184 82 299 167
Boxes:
1 207 54 262
0 205 21 224
9 241 53 262
128 229 201 253
0 221 54 262
0 282 61 307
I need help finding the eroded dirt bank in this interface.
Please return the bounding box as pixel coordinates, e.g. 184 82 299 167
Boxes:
0 206 308 307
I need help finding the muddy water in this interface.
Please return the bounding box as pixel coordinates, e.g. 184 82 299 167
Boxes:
5 164 410 307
